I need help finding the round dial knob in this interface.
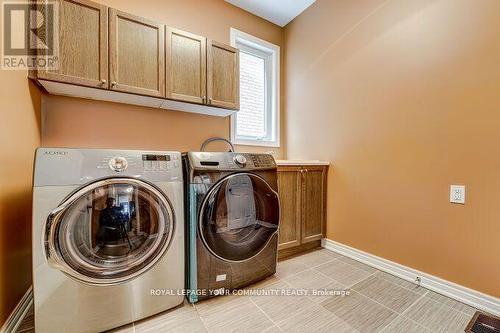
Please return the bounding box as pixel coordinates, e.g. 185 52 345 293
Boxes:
234 154 247 166
109 156 128 172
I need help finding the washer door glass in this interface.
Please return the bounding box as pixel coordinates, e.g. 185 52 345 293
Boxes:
199 173 279 262
48 178 174 284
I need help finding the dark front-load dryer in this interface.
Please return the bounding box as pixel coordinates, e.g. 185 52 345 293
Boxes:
183 152 280 303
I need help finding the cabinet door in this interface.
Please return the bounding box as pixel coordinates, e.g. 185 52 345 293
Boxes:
165 28 206 104
301 167 327 243
207 40 239 110
109 9 165 97
277 167 302 250
37 0 108 88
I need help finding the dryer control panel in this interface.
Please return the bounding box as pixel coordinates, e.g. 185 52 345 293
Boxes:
250 154 275 168
186 152 276 171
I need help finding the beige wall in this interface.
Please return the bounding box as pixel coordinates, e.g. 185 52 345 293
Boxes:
42 0 286 157
285 0 500 297
0 71 41 324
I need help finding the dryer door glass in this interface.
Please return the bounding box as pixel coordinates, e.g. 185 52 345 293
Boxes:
199 173 279 262
48 178 174 284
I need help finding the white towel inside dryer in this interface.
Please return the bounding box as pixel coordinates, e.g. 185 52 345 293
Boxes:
226 175 256 230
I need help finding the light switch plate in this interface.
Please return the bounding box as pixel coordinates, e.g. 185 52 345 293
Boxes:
450 185 466 204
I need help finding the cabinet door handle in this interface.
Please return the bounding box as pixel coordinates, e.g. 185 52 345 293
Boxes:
100 79 106 85
111 81 117 87
202 96 206 103
208 97 212 104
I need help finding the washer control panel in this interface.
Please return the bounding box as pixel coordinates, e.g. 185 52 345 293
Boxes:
34 148 183 187
108 156 128 172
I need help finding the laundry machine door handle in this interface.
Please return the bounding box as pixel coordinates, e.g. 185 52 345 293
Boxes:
43 205 67 266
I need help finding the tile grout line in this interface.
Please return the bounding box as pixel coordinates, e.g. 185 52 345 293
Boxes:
261 282 324 332
283 262 338 285
351 271 426 302
336 256 380 274
320 259 380 289
308 257 340 268
325 248 433 296
330 248 468 312
341 287 422 332
281 252 378 302
426 292 478 317
346 270 378 289
350 291 399 333
316 288 401 332
282 267 350 305
250 277 319 332
378 290 430 333
404 294 448 332
315 269 348 288
312 254 377 287
279 256 340 279
340 255 446 330
192 303 210 333
248 296 284 332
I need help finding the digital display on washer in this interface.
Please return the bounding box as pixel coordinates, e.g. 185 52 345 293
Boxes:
142 154 170 161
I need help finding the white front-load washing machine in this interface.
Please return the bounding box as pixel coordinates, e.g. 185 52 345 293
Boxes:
32 148 184 333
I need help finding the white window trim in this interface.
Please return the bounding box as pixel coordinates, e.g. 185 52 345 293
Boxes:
230 28 280 148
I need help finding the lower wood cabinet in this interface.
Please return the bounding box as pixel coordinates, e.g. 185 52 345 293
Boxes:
277 165 328 258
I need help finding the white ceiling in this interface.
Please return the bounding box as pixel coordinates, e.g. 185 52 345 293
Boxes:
225 0 316 27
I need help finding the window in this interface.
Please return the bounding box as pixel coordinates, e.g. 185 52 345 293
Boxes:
230 28 280 147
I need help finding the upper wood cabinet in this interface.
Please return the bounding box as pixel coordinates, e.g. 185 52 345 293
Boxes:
31 0 240 116
207 40 239 110
277 165 328 256
37 0 108 88
109 9 165 97
165 28 206 104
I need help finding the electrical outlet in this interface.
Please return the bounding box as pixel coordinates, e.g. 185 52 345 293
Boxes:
450 185 466 204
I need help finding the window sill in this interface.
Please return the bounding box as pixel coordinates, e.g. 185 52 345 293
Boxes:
233 139 281 148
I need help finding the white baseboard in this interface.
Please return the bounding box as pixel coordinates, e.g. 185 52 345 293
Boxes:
322 238 500 316
0 287 33 333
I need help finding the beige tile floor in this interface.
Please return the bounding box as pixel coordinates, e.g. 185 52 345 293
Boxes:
19 248 480 333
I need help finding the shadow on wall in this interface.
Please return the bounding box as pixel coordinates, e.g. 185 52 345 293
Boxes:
0 75 41 325
0 187 33 324
288 0 438 85
40 94 231 151
29 80 42 136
